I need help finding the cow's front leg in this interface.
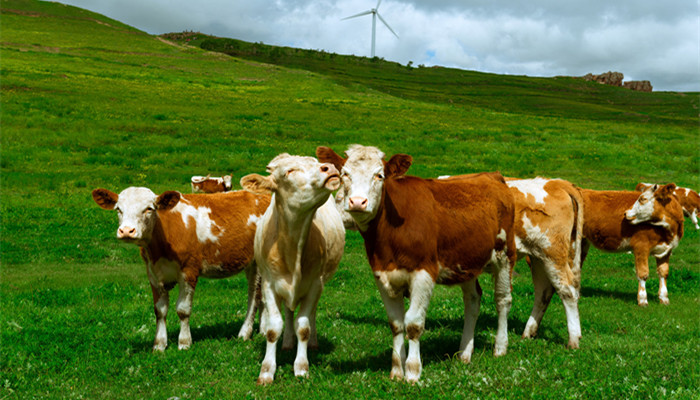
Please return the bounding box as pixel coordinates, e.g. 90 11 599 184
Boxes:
258 280 283 385
404 270 434 383
294 281 323 378
375 280 406 381
655 254 671 305
150 283 170 352
176 276 197 350
633 249 651 306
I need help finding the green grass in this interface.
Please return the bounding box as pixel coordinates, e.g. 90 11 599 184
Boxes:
1 0 699 398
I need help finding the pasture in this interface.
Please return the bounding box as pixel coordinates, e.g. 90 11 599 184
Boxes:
1 0 698 398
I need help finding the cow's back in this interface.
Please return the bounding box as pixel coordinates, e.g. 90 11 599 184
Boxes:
157 191 271 276
367 174 514 282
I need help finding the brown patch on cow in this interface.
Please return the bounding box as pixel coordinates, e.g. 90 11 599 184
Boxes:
298 326 310 342
266 330 278 343
389 321 402 336
406 324 423 340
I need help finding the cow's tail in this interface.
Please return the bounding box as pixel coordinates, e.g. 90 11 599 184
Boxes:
567 188 584 294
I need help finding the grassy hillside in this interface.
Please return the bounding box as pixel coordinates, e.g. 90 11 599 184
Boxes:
1 1 698 399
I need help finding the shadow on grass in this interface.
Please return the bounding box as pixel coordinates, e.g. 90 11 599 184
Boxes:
581 286 637 304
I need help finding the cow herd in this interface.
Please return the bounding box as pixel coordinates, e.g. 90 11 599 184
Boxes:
92 144 697 384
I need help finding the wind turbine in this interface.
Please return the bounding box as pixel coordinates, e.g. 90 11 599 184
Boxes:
342 0 398 58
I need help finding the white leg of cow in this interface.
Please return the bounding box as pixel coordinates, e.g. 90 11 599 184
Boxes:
404 270 434 383
375 280 406 381
309 306 319 350
258 280 283 385
459 278 481 363
151 285 170 352
522 257 555 340
492 258 512 357
282 306 295 351
175 280 196 350
294 282 323 378
656 254 671 305
634 250 650 306
238 265 260 340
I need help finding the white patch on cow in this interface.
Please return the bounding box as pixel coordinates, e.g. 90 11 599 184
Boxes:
683 187 691 196
626 190 655 224
496 228 507 242
437 262 456 283
507 177 549 205
247 214 261 227
518 215 551 254
650 215 671 229
638 277 648 305
200 259 229 278
615 238 632 252
659 278 669 303
374 269 412 298
651 236 679 259
148 257 181 287
175 202 222 243
437 175 451 180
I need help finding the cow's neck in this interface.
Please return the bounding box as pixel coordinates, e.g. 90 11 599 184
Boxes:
271 198 317 273
140 216 172 263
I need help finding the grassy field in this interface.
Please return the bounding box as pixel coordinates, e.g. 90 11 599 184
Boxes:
1 0 698 398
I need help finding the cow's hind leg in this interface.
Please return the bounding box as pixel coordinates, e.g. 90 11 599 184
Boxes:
522 257 555 340
535 256 581 349
492 255 513 357
238 265 260 340
282 307 295 350
459 278 481 363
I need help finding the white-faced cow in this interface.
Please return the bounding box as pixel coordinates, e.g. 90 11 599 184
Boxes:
92 187 270 351
636 183 700 230
505 177 584 348
580 184 684 306
317 145 516 383
191 174 233 193
240 154 345 385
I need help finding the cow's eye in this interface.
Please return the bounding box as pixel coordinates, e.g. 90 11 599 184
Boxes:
286 169 297 176
144 207 155 214
638 197 648 205
374 173 385 181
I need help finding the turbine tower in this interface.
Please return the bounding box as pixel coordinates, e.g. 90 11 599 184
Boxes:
342 0 398 58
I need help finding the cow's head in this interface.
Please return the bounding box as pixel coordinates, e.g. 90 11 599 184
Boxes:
316 145 412 230
241 154 340 213
92 187 181 245
625 183 679 228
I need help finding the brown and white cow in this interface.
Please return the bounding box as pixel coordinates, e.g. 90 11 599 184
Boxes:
505 177 584 348
580 184 684 306
317 145 516 383
636 182 700 230
92 187 270 350
191 174 233 193
241 154 345 385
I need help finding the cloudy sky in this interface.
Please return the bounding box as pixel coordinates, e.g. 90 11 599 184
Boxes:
62 0 698 92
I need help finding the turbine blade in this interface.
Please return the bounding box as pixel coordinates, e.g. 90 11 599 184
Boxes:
376 13 399 38
376 0 382 9
341 10 373 20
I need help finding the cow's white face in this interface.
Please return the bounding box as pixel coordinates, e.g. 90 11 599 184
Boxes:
338 146 387 227
92 187 181 246
242 154 340 213
626 183 677 228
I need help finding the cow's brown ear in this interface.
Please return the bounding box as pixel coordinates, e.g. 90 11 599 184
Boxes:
156 191 181 211
241 174 276 194
656 183 677 200
635 182 652 192
384 154 413 178
316 146 346 171
92 188 118 210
